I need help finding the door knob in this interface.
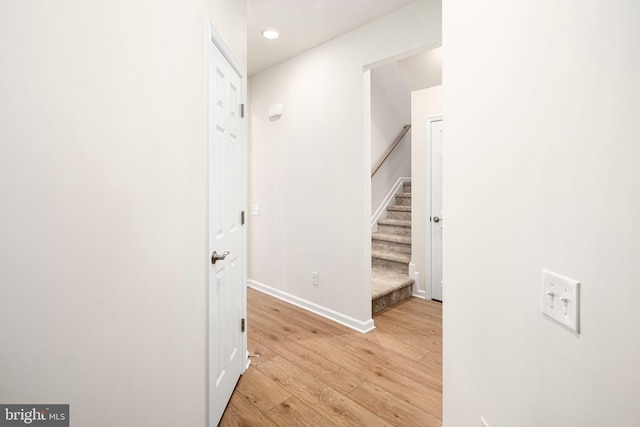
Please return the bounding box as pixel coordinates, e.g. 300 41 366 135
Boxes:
211 251 229 264
433 216 441 223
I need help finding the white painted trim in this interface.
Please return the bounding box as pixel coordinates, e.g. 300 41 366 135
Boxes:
364 42 442 72
371 176 411 231
208 21 242 78
247 280 376 334
409 263 425 298
425 115 442 301
363 69 374 322
413 290 427 299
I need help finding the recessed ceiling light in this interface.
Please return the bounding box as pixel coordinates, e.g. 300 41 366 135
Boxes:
261 28 280 40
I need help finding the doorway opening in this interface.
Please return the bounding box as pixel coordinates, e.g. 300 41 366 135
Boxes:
365 46 443 316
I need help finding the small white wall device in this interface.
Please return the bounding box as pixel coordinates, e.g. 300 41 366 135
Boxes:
268 103 283 121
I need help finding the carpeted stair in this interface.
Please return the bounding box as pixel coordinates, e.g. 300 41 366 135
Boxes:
372 181 414 314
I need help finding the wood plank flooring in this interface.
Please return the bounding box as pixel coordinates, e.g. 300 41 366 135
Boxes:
219 287 442 426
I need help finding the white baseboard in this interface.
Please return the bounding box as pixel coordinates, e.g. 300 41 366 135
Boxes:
413 289 427 299
371 176 411 231
418 264 433 300
409 263 421 297
247 280 375 334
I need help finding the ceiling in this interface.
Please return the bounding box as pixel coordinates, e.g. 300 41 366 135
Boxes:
247 0 418 76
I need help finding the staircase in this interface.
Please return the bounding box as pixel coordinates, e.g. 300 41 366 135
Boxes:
371 181 414 314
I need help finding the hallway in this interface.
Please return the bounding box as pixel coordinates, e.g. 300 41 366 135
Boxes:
220 288 442 426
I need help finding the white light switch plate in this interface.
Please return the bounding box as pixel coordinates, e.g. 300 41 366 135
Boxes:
541 269 580 333
251 204 260 216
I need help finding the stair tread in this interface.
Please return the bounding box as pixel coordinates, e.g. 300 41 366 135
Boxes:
372 268 414 299
396 192 412 197
372 232 411 244
372 249 411 263
387 205 411 212
378 218 411 227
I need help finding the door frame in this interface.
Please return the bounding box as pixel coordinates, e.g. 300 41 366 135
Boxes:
425 115 442 301
206 20 247 426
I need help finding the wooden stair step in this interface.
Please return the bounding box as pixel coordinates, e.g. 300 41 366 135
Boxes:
377 218 411 227
387 205 411 212
386 204 411 220
372 249 411 264
372 249 411 273
371 232 411 245
395 193 412 202
371 268 414 314
377 219 411 236
371 268 414 299
372 232 411 254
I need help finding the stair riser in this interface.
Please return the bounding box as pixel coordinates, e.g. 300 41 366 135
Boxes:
387 210 411 220
395 196 411 206
372 257 409 274
372 240 411 254
378 224 411 236
372 283 413 314
403 183 411 193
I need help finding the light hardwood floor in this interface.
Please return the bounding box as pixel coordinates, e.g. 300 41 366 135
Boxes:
219 287 442 426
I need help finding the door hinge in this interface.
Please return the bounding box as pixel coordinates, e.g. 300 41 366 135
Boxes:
240 104 245 118
241 211 245 225
241 318 246 332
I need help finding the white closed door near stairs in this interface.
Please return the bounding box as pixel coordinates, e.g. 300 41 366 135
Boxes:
208 27 246 426
430 118 443 301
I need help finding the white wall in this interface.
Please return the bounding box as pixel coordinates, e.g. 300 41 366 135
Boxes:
249 0 441 325
397 46 442 91
444 1 640 426
371 63 411 214
0 1 246 425
410 85 442 297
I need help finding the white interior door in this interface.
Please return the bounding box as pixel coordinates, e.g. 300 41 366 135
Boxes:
208 30 245 426
430 119 443 301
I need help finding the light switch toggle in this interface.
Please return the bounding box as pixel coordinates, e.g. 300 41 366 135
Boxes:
541 269 580 333
546 291 555 307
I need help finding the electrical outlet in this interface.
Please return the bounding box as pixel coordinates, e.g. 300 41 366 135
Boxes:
311 272 319 286
480 417 490 427
251 204 260 216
